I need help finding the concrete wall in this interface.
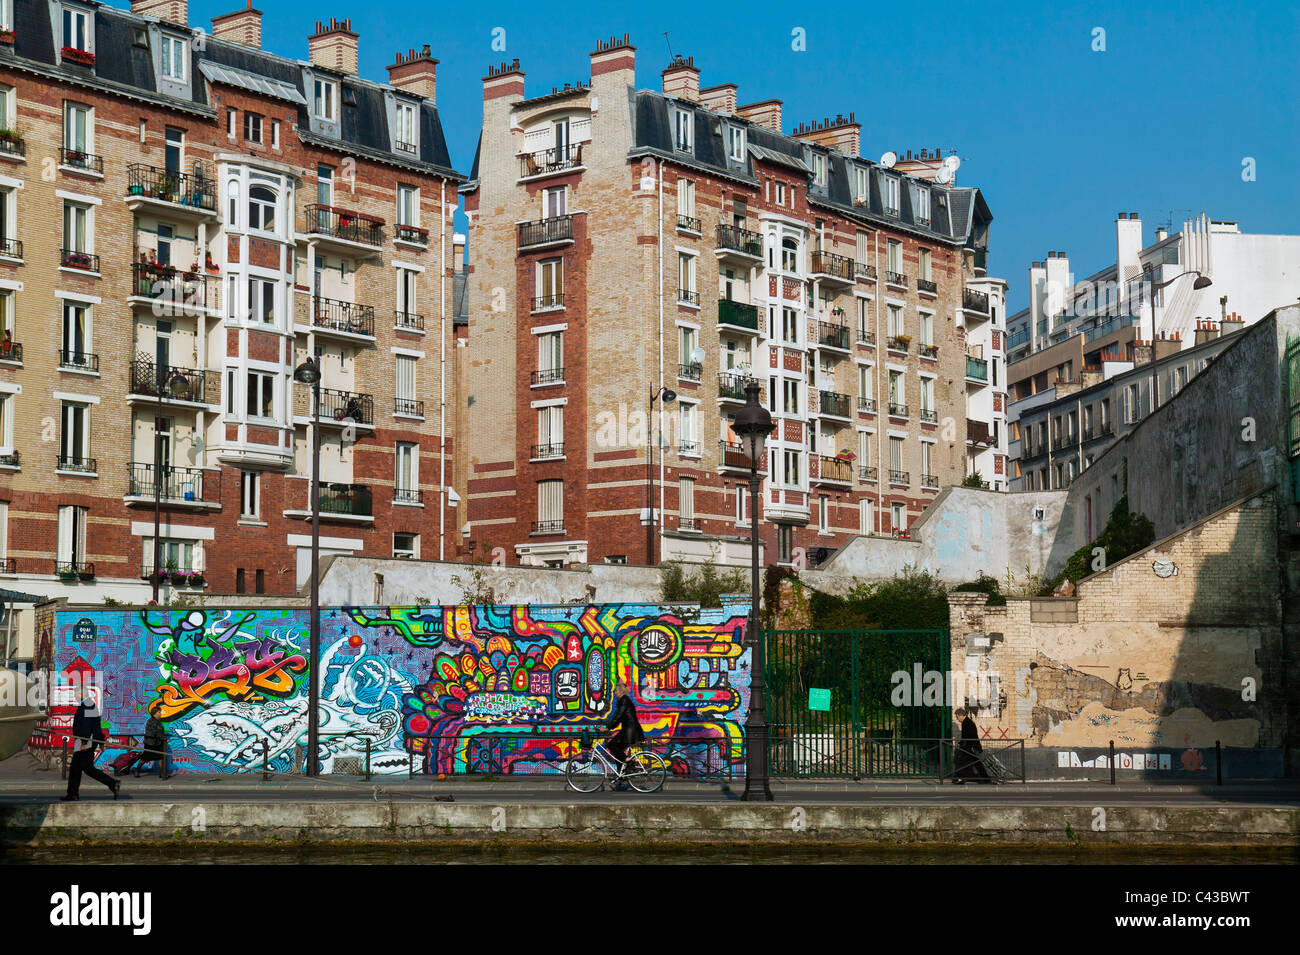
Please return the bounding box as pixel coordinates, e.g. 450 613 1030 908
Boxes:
947 490 1287 779
806 486 1076 592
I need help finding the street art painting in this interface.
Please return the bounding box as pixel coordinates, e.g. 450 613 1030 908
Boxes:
39 604 750 776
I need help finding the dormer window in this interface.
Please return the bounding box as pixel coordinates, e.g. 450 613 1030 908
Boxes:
728 125 746 162
160 34 186 82
914 185 931 224
62 6 90 52
811 153 827 187
313 78 338 123
882 175 900 216
854 166 869 203
673 108 693 152
395 101 418 153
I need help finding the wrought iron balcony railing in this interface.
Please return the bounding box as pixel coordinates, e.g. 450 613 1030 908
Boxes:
0 340 20 364
856 328 875 346
819 391 851 417
131 263 211 311
718 299 759 331
718 372 757 401
394 310 425 331
0 136 25 158
716 224 763 258
888 402 909 417
921 473 939 488
917 278 937 294
304 204 385 245
0 450 19 467
518 215 573 248
54 560 95 579
58 349 98 372
57 454 96 472
531 443 565 460
677 289 700 306
886 270 907 287
126 162 216 210
920 409 938 424
531 519 565 535
519 144 584 178
817 322 850 350
531 293 564 311
308 296 376 338
963 288 990 312
677 214 701 232
393 487 423 505
60 248 99 272
62 148 102 173
127 463 215 502
858 396 876 413
810 250 855 281
315 389 374 425
858 465 878 483
395 223 429 245
395 398 424 417
130 360 207 402
678 362 702 382
531 367 565 386
0 238 21 259
856 262 877 281
888 469 910 485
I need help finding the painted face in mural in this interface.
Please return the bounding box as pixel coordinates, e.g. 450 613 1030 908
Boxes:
555 670 580 700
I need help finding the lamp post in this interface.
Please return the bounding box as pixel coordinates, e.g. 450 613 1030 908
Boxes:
294 356 323 777
733 379 774 801
151 367 191 602
1145 269 1211 413
644 385 676 565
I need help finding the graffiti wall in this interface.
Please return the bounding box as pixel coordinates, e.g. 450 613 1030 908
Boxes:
41 604 751 776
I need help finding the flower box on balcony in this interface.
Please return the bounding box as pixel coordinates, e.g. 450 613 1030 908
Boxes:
0 30 16 45
61 46 95 66
78 569 95 581
57 570 78 582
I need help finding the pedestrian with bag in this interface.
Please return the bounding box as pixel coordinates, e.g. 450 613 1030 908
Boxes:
952 707 991 784
62 698 120 801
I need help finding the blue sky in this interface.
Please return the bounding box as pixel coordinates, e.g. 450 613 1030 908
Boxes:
192 1 1298 310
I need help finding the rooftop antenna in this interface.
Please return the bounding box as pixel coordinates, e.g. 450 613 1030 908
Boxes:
1159 208 1192 233
664 32 675 62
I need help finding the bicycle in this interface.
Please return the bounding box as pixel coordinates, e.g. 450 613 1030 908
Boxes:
564 735 668 794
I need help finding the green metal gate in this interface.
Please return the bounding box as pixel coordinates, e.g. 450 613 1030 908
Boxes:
764 629 951 777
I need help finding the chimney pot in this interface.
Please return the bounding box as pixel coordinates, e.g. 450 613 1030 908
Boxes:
211 2 262 48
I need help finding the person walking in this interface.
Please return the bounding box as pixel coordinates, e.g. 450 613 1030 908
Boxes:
62 698 119 801
952 707 991 784
604 681 645 791
117 714 168 778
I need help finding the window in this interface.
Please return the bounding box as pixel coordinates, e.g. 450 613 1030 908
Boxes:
160 34 186 82
395 442 418 499
778 524 793 563
246 371 275 420
61 302 90 364
316 163 333 206
673 108 693 151
677 401 699 454
236 568 246 593
679 325 698 371
538 479 563 527
244 112 263 144
891 501 906 532
783 449 802 488
538 331 563 379
226 108 236 139
888 370 904 406
735 484 747 524
919 311 933 347
818 495 829 533
889 436 905 472
396 355 417 406
855 231 870 265
775 182 787 206
248 186 277 233
536 405 563 455
314 78 338 122
397 268 418 317
859 498 874 535
858 364 873 400
395 101 418 151
679 477 695 525
887 304 904 338
543 185 566 220
882 175 900 214
60 401 90 467
0 85 11 135
56 505 88 570
394 533 419 559
811 153 827 187
225 370 237 414
782 378 801 415
271 120 280 149
854 167 870 203
256 569 265 594
0 185 15 251
677 253 696 300
537 258 563 305
858 429 874 461
780 307 799 345
62 6 90 51
728 125 745 161
247 278 276 324
163 126 184 174
397 184 418 227
887 239 902 273
63 102 90 153
63 201 90 256
919 248 932 281
781 237 798 272
240 471 259 519
921 441 934 478
677 179 695 220
914 186 930 223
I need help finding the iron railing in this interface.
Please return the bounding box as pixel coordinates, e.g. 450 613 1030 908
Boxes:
393 487 423 505
395 310 425 331
917 278 937 294
677 213 701 232
531 443 564 460
858 396 876 413
394 224 429 245
0 557 14 574
304 204 385 245
519 144 584 177
316 389 374 425
518 215 573 247
0 451 17 467
716 223 763 257
817 322 850 350
531 367 565 385
131 263 212 311
126 163 216 210
57 455 96 473
921 473 938 487
129 361 207 402
856 328 875 346
856 262 877 280
677 289 700 305
920 344 939 360
318 483 374 517
810 250 854 281
679 440 701 456
0 238 21 259
678 517 700 531
963 288 990 312
395 398 424 417
61 148 102 174
885 270 907 286
0 137 25 158
60 249 99 272
718 299 759 331
888 402 909 417
819 391 851 417
887 336 910 352
888 469 910 484
678 361 702 381
858 465 878 482
0 341 20 364
531 520 565 535
58 349 98 372
127 463 214 502
531 293 564 311
308 295 376 338
54 560 95 579
920 409 938 423
718 372 756 401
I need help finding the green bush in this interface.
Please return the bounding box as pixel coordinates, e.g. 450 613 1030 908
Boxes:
811 566 951 631
660 561 748 609
952 571 1006 606
1046 495 1155 593
961 472 989 488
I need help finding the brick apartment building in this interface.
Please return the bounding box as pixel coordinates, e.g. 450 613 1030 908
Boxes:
462 41 995 568
0 0 462 599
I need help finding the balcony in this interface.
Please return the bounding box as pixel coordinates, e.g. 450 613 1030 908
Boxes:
888 469 910 486
0 451 18 468
394 223 429 246
885 270 907 288
0 557 13 574
920 409 938 424
819 391 851 419
531 293 565 312
0 238 21 260
677 289 700 306
715 224 763 263
318 483 373 518
963 288 990 314
0 136 25 159
679 440 701 456
395 310 425 332
856 328 875 347
58 349 98 373
856 262 877 282
887 336 911 354
519 144 584 179
967 419 994 446
888 402 909 418
394 487 423 505
129 361 211 405
857 396 876 413
718 372 758 402
678 517 700 532
61 148 103 175
126 463 219 507
54 560 95 580
531 519 565 536
305 295 376 340
920 344 939 361
677 213 701 233
809 250 855 286
57 455 97 474
531 367 565 386
303 203 385 249
301 388 375 427
718 299 760 333
1006 327 1031 351
518 215 573 249
530 442 565 461
811 454 853 485
130 263 214 314
858 465 878 483
125 163 216 217
921 473 938 488
917 278 937 294
816 322 850 352
60 249 99 273
718 440 763 473
0 340 20 365
966 356 989 382
395 398 424 418
678 362 702 382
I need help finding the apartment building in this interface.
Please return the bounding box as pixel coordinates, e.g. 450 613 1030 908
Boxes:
0 0 462 602
462 43 993 567
962 269 1009 489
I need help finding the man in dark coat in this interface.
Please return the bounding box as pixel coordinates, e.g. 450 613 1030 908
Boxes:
62 699 120 801
604 681 645 791
953 707 990 784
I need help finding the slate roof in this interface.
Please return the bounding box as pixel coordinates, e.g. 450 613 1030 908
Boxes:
1 0 461 181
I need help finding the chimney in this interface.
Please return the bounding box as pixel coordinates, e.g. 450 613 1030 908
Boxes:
388 45 438 102
1044 251 1070 321
700 83 738 115
132 0 187 27
1221 311 1244 336
453 232 466 268
1155 226 1168 242
736 99 782 132
590 34 635 85
1153 336 1181 362
1116 211 1142 287
483 59 525 103
792 113 861 158
211 2 262 48
1193 319 1220 346
661 55 700 103
309 18 359 76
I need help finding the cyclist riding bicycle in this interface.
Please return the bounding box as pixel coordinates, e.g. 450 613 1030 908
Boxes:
604 681 645 791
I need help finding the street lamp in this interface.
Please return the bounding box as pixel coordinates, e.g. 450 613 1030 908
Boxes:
151 368 192 602
1145 270 1212 412
644 385 676 565
733 379 774 802
294 356 323 777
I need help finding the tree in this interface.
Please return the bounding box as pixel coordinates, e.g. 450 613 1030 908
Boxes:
1047 494 1155 593
961 472 989 488
660 561 747 609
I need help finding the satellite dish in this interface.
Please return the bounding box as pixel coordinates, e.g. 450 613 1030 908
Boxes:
690 346 705 365
879 151 897 169
943 154 961 172
935 167 953 185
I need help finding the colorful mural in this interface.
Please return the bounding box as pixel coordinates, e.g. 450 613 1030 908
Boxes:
40 605 750 776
